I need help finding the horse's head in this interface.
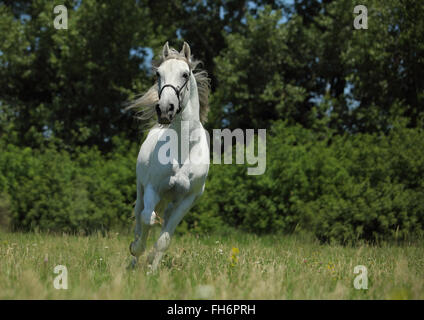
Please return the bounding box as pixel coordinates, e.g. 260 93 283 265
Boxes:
125 41 209 125
155 41 192 124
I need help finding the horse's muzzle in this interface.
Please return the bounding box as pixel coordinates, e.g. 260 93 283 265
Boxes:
156 104 173 124
158 117 171 125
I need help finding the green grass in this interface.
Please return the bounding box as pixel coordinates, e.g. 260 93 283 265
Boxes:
0 229 423 299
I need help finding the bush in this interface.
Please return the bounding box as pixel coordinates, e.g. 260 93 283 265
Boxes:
189 121 424 243
1 122 423 242
0 193 11 231
0 137 138 233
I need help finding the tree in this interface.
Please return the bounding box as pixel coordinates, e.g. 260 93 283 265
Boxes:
146 0 288 91
0 0 160 150
211 0 424 132
344 0 424 131
210 7 323 130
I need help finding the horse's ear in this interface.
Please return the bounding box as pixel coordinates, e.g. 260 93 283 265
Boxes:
162 41 170 58
180 41 191 62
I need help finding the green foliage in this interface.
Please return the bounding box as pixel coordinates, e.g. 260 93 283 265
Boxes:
1 1 423 242
211 0 424 133
1 0 423 142
211 6 321 130
0 0 158 150
189 122 424 243
343 0 424 131
0 137 138 233
145 0 287 92
1 122 423 242
0 192 11 231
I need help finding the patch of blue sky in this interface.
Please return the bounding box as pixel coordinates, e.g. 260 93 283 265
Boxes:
130 47 153 72
345 82 361 111
309 82 360 117
20 13 31 23
246 0 294 25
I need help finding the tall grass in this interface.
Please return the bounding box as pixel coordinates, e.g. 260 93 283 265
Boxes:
0 230 422 299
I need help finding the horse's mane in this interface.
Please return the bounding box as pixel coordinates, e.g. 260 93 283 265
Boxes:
126 47 210 126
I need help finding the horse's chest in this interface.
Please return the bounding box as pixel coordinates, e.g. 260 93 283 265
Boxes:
137 127 208 194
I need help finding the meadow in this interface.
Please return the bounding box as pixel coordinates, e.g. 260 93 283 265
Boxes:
0 229 422 299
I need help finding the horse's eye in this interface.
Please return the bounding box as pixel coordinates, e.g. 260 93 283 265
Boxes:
156 71 160 78
182 72 188 79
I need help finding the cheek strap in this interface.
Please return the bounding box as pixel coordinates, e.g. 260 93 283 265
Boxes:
158 74 190 114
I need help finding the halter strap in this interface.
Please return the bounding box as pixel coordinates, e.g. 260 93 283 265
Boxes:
158 73 190 114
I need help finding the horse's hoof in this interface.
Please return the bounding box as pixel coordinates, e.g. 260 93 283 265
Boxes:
146 264 158 275
129 241 136 256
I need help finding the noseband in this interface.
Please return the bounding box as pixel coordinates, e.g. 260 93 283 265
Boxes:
158 72 190 114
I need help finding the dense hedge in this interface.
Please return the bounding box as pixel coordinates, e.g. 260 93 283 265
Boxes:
187 121 424 243
1 122 423 242
0 137 137 233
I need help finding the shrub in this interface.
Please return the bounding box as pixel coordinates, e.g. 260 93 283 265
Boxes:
0 138 137 233
1 122 423 242
0 193 11 231
190 121 424 242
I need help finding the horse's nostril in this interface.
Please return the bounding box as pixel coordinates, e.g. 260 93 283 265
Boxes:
155 104 161 116
169 104 174 112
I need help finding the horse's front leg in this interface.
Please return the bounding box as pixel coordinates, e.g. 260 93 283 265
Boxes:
129 219 152 268
129 184 159 265
148 193 198 272
140 184 161 225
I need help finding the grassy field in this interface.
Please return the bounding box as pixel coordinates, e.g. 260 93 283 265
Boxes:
0 229 423 299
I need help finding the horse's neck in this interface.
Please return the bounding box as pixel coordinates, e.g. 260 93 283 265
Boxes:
183 73 200 124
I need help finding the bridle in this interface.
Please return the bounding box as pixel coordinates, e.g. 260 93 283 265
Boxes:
158 68 190 114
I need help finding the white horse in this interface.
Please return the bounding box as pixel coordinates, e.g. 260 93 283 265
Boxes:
127 42 210 271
